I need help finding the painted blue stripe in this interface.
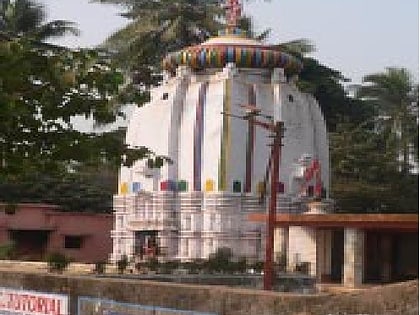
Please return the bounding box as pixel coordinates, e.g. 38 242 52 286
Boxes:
255 49 262 66
227 47 234 63
199 50 206 67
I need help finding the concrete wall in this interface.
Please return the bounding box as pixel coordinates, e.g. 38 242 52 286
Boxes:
0 271 417 315
288 226 317 276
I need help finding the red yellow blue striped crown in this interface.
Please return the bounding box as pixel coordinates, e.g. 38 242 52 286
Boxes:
162 32 303 73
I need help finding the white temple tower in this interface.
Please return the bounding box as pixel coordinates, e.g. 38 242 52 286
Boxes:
111 1 329 263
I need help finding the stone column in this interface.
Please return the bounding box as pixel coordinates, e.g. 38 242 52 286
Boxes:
343 228 365 287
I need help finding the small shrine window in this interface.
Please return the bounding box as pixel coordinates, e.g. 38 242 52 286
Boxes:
162 92 169 100
233 180 242 193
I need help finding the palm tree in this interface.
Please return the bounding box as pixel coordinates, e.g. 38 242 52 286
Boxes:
99 0 222 74
0 0 79 41
357 68 419 175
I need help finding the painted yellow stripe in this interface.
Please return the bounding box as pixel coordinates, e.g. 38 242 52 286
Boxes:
219 79 231 191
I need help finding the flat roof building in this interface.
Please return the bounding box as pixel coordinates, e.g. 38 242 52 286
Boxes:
0 203 112 263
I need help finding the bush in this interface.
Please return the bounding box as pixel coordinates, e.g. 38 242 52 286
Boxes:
206 247 233 274
250 261 264 274
234 257 248 274
46 252 70 273
159 260 179 274
117 255 129 274
145 257 159 271
180 260 203 274
0 242 16 260
94 261 106 274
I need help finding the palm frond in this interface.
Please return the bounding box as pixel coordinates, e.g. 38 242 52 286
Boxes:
269 38 316 56
31 20 80 41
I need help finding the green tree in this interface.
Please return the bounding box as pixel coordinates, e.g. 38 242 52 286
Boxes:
357 67 419 175
330 68 419 213
0 0 78 41
96 0 223 94
0 35 158 211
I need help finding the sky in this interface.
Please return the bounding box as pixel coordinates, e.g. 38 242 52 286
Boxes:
38 0 419 85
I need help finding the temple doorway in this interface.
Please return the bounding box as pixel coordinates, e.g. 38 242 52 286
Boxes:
134 230 159 260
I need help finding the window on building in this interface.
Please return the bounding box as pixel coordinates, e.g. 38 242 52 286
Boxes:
117 238 123 255
209 213 216 231
208 238 213 253
64 236 84 249
162 92 169 100
288 94 294 102
277 182 285 193
184 215 192 231
182 239 189 256
232 180 242 193
118 216 123 229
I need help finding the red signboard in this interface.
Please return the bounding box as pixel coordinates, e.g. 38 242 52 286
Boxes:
0 287 69 315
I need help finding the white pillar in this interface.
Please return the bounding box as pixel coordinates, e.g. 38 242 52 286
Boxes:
343 228 365 287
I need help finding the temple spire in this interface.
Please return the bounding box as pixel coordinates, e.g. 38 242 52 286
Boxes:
225 0 242 30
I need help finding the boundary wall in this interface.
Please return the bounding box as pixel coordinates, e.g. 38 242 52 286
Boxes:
0 270 417 315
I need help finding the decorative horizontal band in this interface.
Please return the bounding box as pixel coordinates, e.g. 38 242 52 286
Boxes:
163 45 302 72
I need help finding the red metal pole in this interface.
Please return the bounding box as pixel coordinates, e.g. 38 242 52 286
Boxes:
263 122 282 290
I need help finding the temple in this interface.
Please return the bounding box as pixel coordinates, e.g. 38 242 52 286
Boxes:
111 0 329 263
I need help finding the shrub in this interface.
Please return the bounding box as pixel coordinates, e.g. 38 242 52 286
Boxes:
159 260 179 274
207 247 233 273
117 255 129 274
0 242 16 260
46 252 70 273
146 257 159 271
251 261 264 274
234 257 248 274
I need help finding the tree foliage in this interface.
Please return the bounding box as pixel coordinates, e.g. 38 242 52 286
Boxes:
330 69 418 213
0 0 79 40
357 68 419 175
98 0 222 84
0 37 157 211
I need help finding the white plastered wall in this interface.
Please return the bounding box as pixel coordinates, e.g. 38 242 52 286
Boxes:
201 79 225 190
288 226 317 276
178 81 202 190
